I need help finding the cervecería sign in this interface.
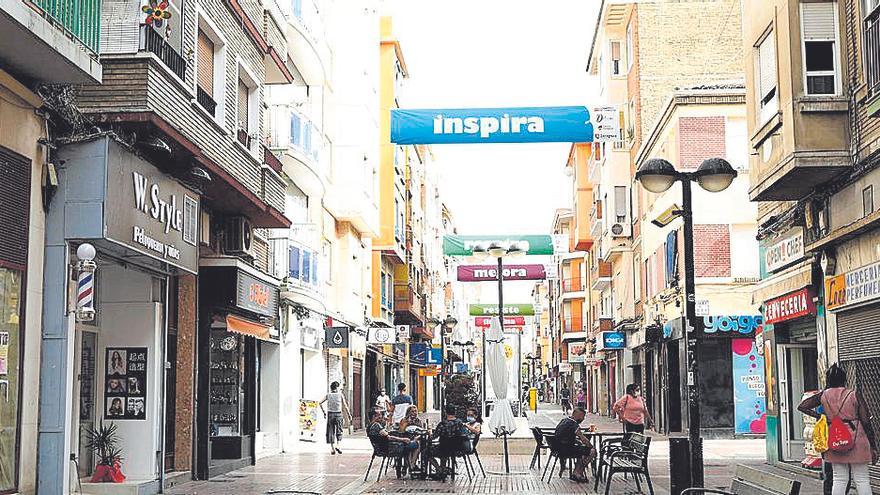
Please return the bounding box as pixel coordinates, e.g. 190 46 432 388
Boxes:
825 260 880 311
236 271 278 317
764 288 815 324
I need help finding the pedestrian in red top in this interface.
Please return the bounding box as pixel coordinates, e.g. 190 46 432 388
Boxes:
798 364 878 495
612 383 654 434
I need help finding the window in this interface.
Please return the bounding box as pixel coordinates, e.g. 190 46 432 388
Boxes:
236 63 259 152
290 246 301 280
801 2 839 95
756 29 779 123
864 185 874 217
611 41 623 76
380 272 387 306
626 23 634 72
614 186 627 223
183 196 198 246
866 0 880 15
196 15 226 121
142 0 185 79
148 0 183 53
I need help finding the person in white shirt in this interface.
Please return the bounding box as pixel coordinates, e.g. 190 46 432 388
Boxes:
375 388 392 421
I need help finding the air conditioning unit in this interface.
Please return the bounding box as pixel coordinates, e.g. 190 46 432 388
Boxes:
610 222 631 237
224 216 254 256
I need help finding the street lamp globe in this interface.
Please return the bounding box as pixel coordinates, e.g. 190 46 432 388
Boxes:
507 241 527 257
426 318 442 329
443 315 459 330
695 157 738 193
636 158 678 193
488 241 507 258
472 243 489 261
76 242 97 262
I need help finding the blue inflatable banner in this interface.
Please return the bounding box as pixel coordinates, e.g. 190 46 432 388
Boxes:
391 106 594 144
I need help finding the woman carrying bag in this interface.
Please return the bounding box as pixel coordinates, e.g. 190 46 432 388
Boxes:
613 383 653 434
798 364 878 495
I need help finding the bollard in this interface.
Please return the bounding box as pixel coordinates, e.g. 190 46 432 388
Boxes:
669 436 692 495
529 387 537 412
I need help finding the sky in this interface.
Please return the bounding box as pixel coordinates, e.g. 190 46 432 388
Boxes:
388 0 601 305
389 0 600 236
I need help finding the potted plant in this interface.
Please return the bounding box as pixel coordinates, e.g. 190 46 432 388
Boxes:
85 422 126 483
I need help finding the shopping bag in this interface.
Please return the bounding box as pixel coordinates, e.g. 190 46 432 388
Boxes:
813 414 828 454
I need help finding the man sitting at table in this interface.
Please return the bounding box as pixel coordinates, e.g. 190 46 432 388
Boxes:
554 407 597 482
367 409 418 476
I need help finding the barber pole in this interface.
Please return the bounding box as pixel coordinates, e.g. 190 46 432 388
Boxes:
76 269 96 321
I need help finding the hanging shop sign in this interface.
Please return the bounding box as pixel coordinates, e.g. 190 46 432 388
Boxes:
469 304 535 316
559 362 572 373
391 106 594 145
236 271 278 317
443 235 554 256
567 341 587 363
457 264 547 282
325 327 350 349
474 316 526 327
410 343 428 364
419 367 441 377
104 140 200 273
299 399 319 440
454 363 470 374
592 105 622 142
597 331 626 351
396 325 411 340
367 327 397 344
763 288 816 324
104 347 147 420
732 339 767 435
427 346 443 365
702 315 764 335
825 260 880 311
763 228 805 274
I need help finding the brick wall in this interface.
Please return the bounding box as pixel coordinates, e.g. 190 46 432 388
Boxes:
678 116 726 171
693 224 731 277
174 274 197 471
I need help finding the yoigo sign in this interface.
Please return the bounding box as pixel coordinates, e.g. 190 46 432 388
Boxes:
597 331 626 351
391 107 594 144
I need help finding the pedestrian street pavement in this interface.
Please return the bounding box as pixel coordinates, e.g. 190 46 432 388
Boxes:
164 405 825 495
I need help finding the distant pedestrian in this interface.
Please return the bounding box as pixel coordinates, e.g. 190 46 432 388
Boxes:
376 388 392 421
613 383 654 434
390 382 414 427
576 388 586 409
560 386 572 414
319 381 351 455
798 364 878 495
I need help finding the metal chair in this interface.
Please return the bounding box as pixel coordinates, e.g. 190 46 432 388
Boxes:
364 434 410 482
598 433 654 495
530 427 550 469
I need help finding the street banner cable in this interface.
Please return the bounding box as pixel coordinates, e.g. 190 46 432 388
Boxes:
391 106 594 144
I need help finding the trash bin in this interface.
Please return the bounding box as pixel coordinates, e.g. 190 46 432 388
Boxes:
669 436 692 495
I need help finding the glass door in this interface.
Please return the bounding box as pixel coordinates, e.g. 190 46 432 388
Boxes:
76 331 98 477
778 345 819 462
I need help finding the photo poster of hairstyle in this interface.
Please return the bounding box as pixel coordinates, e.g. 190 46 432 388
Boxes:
104 347 148 420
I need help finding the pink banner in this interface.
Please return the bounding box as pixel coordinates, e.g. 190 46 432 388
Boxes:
457 264 546 282
474 316 526 327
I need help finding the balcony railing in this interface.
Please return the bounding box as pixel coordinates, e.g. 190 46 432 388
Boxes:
196 87 217 117
867 8 880 96
561 278 585 292
33 0 101 53
141 26 186 81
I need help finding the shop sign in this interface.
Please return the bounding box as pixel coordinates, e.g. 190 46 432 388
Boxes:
592 105 622 142
732 339 766 435
325 327 349 349
419 367 440 377
454 363 470 374
104 145 200 273
474 316 526 327
410 343 428 364
104 347 148 420
583 357 604 366
457 264 547 282
469 303 535 316
764 288 815 324
443 235 554 256
825 260 880 311
763 228 805 273
236 271 278 317
567 341 586 363
367 327 396 344
391 106 594 145
300 318 321 351
695 299 710 317
427 346 443 365
597 331 626 351
702 315 764 335
396 325 410 340
559 362 572 373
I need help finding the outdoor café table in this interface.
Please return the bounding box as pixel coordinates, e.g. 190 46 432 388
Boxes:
538 427 624 477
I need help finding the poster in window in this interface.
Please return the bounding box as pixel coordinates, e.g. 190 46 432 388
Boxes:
104 347 148 420
732 339 766 435
299 399 318 441
0 332 8 375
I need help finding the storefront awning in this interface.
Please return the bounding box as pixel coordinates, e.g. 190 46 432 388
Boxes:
751 262 812 305
226 314 271 341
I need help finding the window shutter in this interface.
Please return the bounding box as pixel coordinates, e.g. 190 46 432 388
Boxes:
802 3 836 40
758 33 777 98
611 41 621 60
237 79 249 131
197 31 214 94
614 186 627 218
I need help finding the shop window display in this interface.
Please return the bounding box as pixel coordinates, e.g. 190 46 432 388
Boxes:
0 268 22 491
210 330 244 436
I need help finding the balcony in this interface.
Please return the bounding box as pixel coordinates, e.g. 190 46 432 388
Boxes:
868 8 880 102
561 277 586 299
276 235 325 310
141 26 185 81
590 201 604 239
286 0 329 86
591 261 612 290
593 314 613 332
263 0 294 85
269 106 329 197
394 283 424 325
0 0 101 84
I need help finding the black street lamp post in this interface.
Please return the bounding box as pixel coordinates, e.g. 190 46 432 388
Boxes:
428 315 458 412
635 157 737 489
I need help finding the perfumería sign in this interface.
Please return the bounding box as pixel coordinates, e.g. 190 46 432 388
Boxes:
457 264 546 282
764 228 805 273
764 288 816 324
391 106 594 145
104 141 200 273
443 235 554 256
469 304 535 316
474 316 526 327
597 331 626 351
825 260 880 311
236 271 278 317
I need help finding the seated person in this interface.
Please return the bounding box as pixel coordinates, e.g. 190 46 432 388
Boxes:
554 407 596 483
399 405 425 433
464 407 482 447
367 409 418 462
433 404 472 455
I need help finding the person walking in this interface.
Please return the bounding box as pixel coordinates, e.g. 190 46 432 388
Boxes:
376 388 392 421
798 364 878 495
320 381 351 455
576 387 586 409
560 385 572 415
390 382 414 427
613 383 654 434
